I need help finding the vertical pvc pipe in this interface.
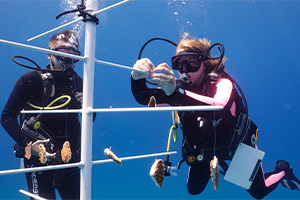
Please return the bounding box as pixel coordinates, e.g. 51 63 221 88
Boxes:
81 0 98 199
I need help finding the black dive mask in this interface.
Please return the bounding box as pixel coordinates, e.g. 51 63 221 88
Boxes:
53 46 81 64
172 51 205 73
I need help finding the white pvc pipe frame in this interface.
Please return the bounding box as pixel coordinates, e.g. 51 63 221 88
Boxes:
0 0 223 199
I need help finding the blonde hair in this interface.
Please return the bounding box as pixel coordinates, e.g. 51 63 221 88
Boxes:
176 37 227 72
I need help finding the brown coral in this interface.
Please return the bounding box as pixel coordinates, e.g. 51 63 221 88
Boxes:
210 156 220 191
24 142 32 160
61 141 72 163
104 148 122 166
149 159 165 187
148 96 157 107
39 144 47 164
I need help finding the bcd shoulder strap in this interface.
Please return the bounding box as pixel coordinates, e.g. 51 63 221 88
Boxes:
39 71 55 99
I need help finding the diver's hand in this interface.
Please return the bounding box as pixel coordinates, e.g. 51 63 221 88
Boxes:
149 63 176 96
75 92 83 105
131 58 154 80
31 139 56 159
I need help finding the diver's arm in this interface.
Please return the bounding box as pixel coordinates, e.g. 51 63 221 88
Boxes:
1 72 42 148
183 78 233 106
213 78 233 106
131 58 175 105
131 75 192 107
131 58 184 105
131 77 162 105
131 58 157 105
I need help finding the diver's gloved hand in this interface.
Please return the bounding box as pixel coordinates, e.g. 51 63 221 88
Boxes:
75 92 83 105
30 139 56 159
163 160 178 177
148 63 176 96
131 58 154 80
14 142 25 158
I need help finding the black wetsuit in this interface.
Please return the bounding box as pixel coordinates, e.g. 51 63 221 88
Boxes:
131 76 280 199
1 70 83 199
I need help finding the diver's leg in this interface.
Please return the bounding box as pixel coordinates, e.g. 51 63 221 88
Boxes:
187 162 210 195
56 167 80 200
248 160 300 199
24 159 56 199
247 166 277 199
265 171 285 187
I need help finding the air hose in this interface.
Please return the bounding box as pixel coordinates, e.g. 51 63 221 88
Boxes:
27 95 71 110
166 111 179 152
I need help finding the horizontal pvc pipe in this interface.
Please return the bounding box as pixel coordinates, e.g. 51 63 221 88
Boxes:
0 39 85 60
93 151 177 165
95 59 148 74
27 18 83 42
93 0 134 16
0 151 176 176
21 109 82 114
27 0 134 42
0 39 147 74
92 0 133 16
19 190 47 200
88 105 223 113
0 162 83 176
20 105 223 114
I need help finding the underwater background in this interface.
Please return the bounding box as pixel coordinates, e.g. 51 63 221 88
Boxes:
0 0 299 199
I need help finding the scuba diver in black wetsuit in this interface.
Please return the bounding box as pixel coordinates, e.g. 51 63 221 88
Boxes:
1 30 89 200
130 37 300 199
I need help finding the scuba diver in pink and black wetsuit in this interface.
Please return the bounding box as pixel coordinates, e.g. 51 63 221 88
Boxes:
130 37 300 199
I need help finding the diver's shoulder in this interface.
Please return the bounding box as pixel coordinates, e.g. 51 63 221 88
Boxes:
18 70 42 83
21 70 41 77
216 78 233 88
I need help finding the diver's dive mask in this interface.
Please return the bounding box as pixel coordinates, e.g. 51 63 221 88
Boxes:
52 46 81 64
172 51 205 73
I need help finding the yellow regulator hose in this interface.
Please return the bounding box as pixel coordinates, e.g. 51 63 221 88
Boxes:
27 95 71 110
167 111 179 152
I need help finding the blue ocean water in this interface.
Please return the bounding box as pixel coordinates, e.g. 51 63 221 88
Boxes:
0 0 299 199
